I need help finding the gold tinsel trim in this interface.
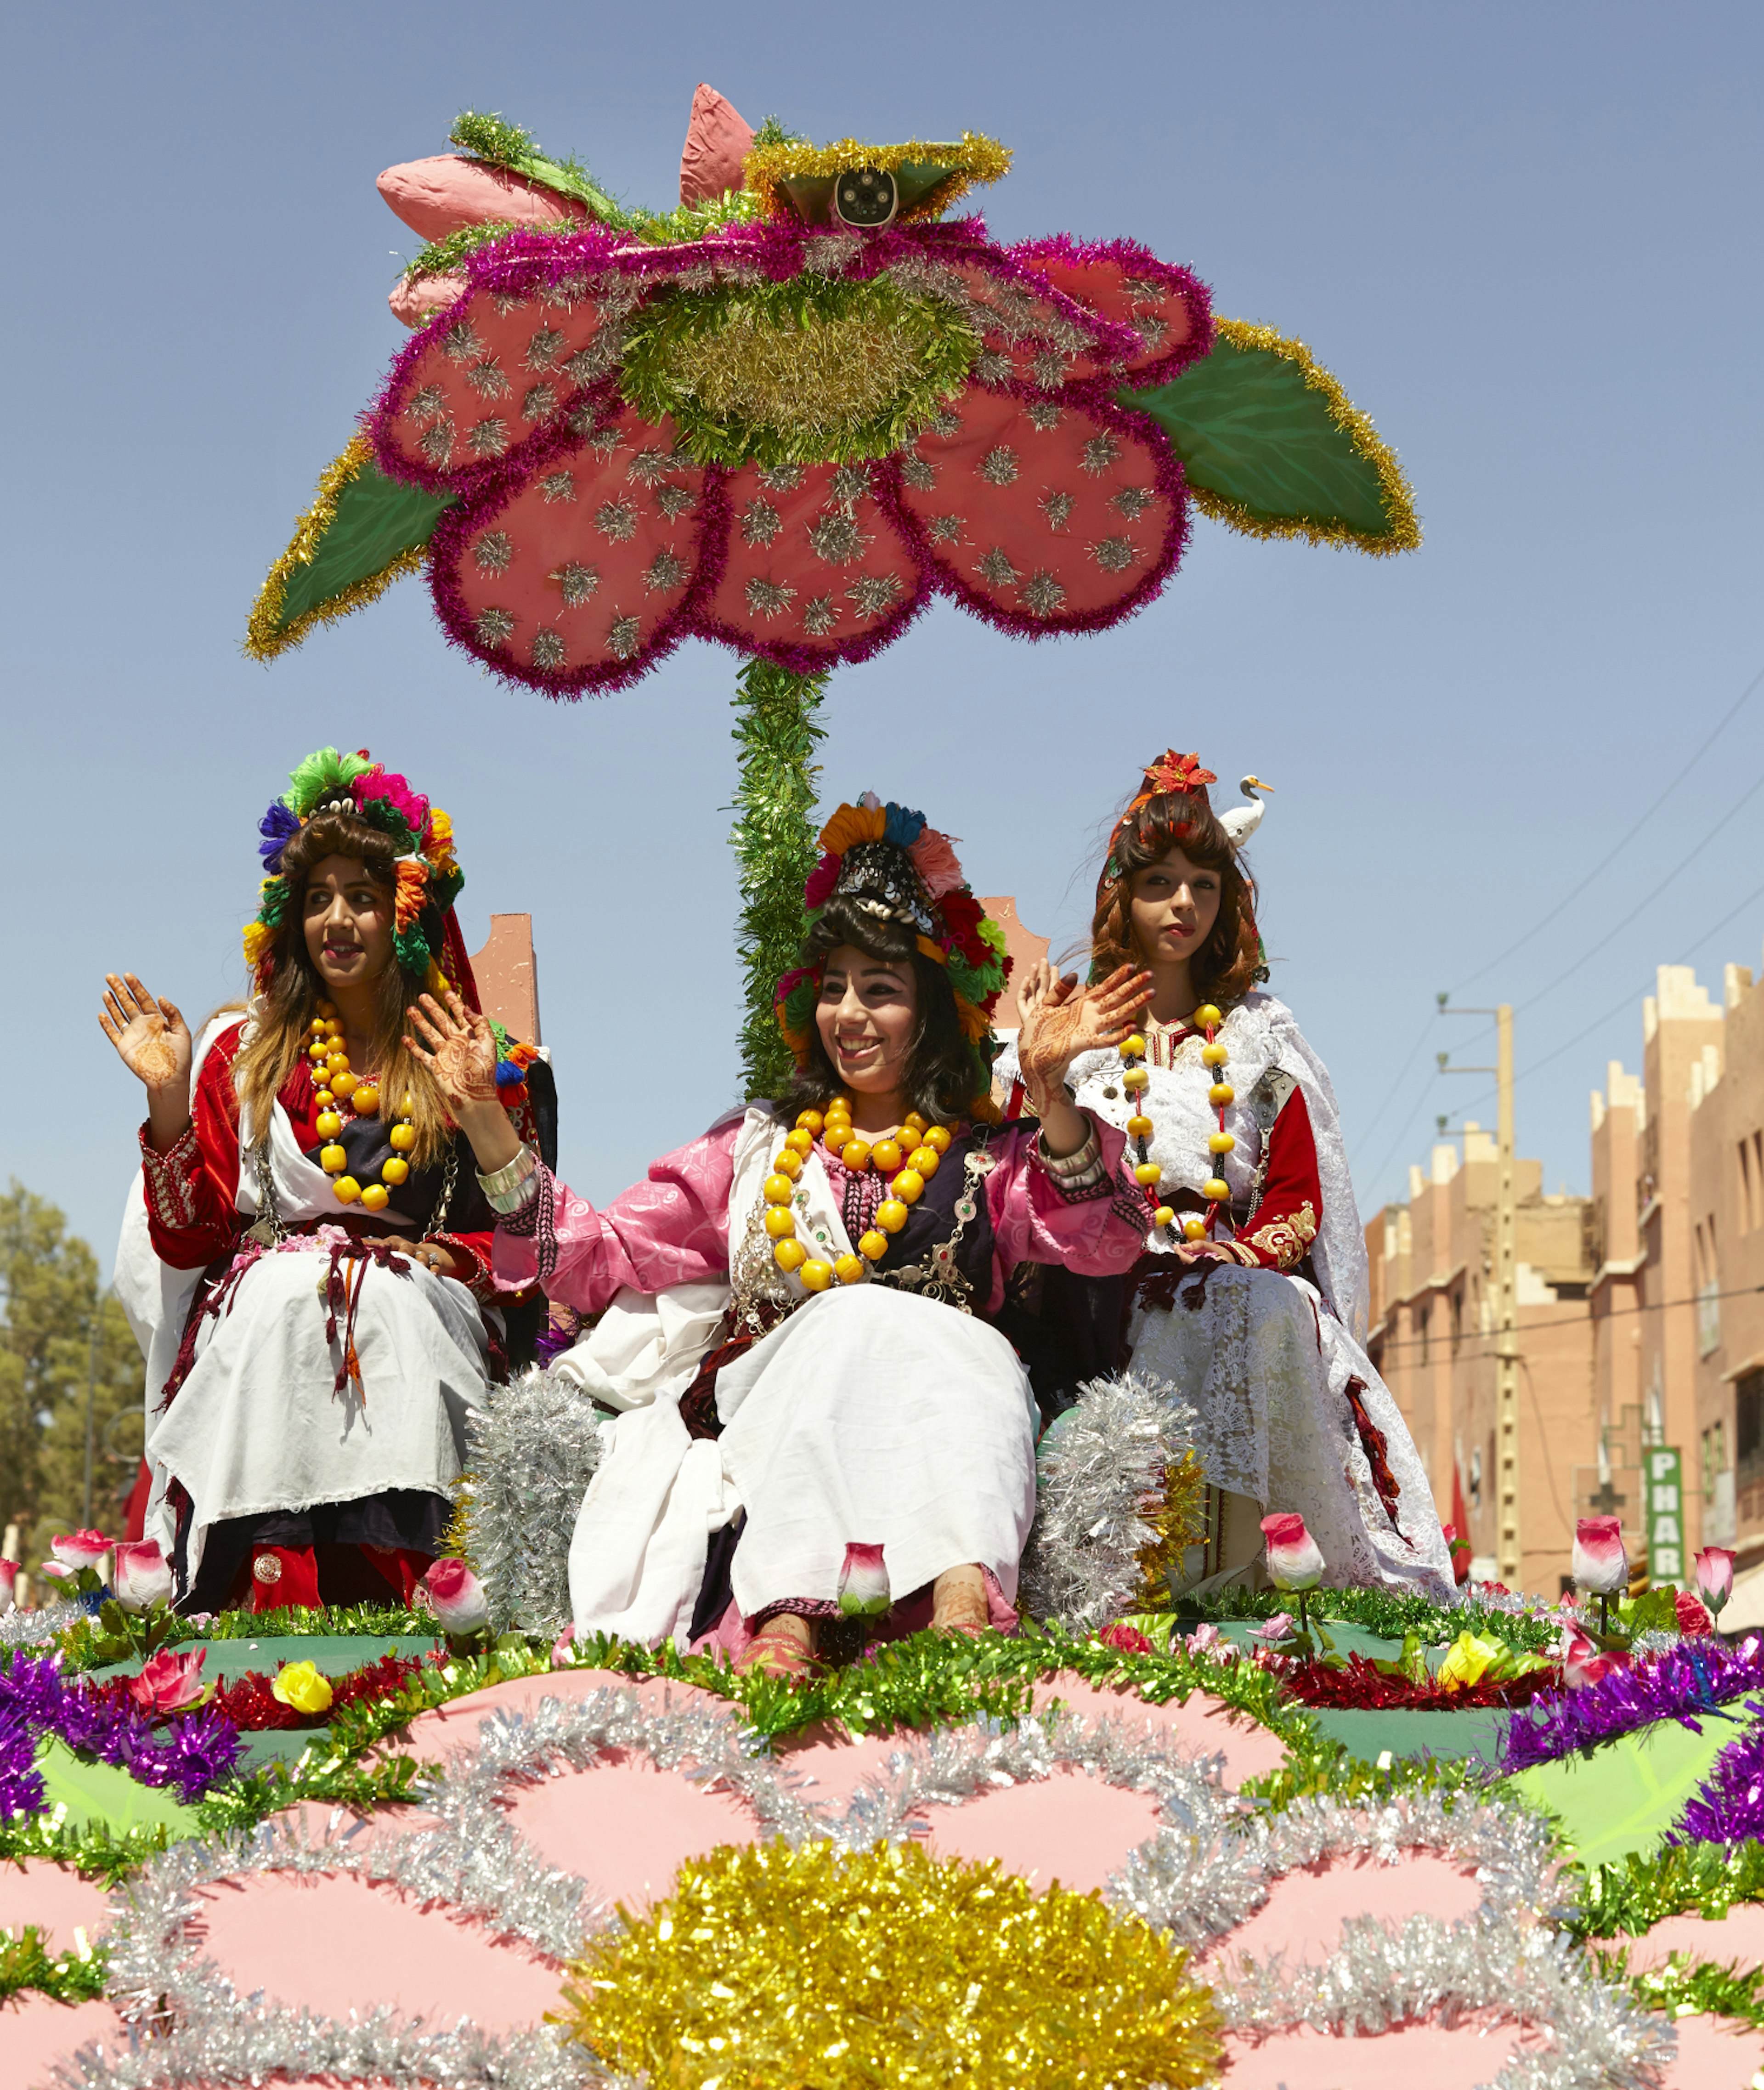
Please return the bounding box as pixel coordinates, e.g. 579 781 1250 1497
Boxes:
1134 1448 1207 1612
563 1838 1222 2088
1189 317 1422 556
244 436 430 663
743 132 1012 223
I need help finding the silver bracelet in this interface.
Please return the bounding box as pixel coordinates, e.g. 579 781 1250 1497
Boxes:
477 1144 537 1214
1038 1125 1102 1178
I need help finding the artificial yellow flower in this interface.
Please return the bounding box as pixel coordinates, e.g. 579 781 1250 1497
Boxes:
1436 1631 1503 1692
270 1660 335 1715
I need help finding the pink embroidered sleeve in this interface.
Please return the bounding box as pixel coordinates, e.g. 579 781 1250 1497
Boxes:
982 1115 1148 1310
492 1117 742 1312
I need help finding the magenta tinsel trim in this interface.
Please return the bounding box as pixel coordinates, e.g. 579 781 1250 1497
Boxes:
1670 1715 1764 1846
1005 233 1215 390
0 1649 242 1815
1500 1634 1764 1773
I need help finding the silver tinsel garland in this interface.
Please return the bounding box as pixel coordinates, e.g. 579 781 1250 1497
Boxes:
48 1678 1671 2089
458 1365 608 1634
1017 1369 1198 1631
0 1598 80 1650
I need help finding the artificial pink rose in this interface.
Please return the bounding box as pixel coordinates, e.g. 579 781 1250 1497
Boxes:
1097 1620 1153 1656
909 826 966 899
1674 1589 1714 1638
1183 1620 1224 1655
1260 1512 1324 1592
127 1646 208 1714
0 1560 16 1616
111 1540 173 1615
1560 1629 1628 1690
551 1624 577 1670
424 1557 489 1634
1694 1546 1735 1618
48 1530 113 1573
1572 1516 1628 1596
1249 1612 1297 1643
803 851 842 911
836 1542 891 1618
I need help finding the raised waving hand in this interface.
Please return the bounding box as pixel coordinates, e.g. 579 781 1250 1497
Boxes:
1015 961 1151 1109
99 973 193 1147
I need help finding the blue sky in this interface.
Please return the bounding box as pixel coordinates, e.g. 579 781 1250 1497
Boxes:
6 2 1761 1266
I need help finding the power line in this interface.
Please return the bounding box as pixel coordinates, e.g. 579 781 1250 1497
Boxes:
1451 660 1764 995
1511 759 1764 1018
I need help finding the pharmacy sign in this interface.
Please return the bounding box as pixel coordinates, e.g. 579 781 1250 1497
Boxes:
1646 1447 1685 1585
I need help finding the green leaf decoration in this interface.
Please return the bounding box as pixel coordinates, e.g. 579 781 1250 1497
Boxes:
33 1735 206 1840
1124 318 1420 555
246 438 454 662
1505 1711 1743 1870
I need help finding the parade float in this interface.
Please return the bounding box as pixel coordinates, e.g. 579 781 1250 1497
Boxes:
6 85 1761 2090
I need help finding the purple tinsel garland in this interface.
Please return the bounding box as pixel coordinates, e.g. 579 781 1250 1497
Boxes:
0 1650 242 1818
1499 1634 1764 1773
1670 1717 1764 1846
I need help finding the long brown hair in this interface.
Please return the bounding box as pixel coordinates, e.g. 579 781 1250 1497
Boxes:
1087 792 1266 1006
232 810 452 1164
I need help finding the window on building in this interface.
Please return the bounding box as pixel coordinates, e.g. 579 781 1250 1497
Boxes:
1418 1302 1430 1367
1704 1420 1729 1503
1450 1288 1463 1357
1738 1372 1764 1486
1742 1140 1756 1234
1755 1133 1764 1221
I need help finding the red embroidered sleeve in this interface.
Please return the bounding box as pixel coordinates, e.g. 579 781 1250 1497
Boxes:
140 1026 249 1269
1220 1086 1322 1273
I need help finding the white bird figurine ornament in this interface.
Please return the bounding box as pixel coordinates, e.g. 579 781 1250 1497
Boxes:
1219 775 1274 846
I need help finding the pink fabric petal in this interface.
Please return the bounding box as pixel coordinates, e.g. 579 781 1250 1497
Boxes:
430 404 718 694
678 84 756 208
377 155 591 243
695 458 928 670
892 388 1187 634
1216 2014 1536 2089
372 278 625 493
921 1768 1164 1895
1009 238 1213 386
388 269 467 330
1195 1850 1485 1977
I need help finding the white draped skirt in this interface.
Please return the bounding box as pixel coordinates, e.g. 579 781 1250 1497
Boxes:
146 1245 490 1589
1126 1263 1456 1604
566 1284 1040 1646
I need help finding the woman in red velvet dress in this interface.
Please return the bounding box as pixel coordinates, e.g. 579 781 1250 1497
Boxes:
103 748 537 1614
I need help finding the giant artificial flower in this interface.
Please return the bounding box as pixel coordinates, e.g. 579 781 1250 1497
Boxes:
249 93 1419 687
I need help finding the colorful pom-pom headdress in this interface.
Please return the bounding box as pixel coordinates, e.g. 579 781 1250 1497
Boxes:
773 796 1011 1108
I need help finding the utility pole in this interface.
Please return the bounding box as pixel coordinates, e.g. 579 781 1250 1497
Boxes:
1438 997 1521 1586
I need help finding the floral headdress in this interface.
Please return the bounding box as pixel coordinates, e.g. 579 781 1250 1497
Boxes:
1098 749 1218 900
773 796 1011 1108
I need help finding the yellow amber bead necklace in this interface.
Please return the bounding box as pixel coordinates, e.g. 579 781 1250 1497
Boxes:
305 1000 417 1212
764 1098 955 1292
1119 1000 1235 1247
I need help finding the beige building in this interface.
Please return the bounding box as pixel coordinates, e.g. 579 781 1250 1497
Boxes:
1592 962 1764 1617
1365 1127 1596 1597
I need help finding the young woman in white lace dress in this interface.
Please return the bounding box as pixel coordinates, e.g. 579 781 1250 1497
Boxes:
1013 752 1455 1603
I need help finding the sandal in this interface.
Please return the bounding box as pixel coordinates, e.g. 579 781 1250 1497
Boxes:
736 1624 819 1680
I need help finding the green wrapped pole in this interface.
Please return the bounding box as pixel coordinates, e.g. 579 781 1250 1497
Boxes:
730 658 829 1100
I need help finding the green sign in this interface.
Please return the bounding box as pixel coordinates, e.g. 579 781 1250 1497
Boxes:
1646 1447 1685 1584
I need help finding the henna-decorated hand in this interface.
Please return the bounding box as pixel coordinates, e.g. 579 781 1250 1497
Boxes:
1015 962 1151 1105
99 973 192 1095
362 1234 466 1279
404 991 499 1116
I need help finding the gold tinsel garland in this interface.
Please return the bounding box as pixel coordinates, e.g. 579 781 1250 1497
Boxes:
1134 1449 1206 1613
1192 318 1423 556
563 1838 1221 2089
244 436 431 663
742 132 1013 224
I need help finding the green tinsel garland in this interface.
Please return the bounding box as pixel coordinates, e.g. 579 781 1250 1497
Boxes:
1193 1583 1563 1654
729 657 827 1100
1573 1840 1764 1939
0 1924 110 2005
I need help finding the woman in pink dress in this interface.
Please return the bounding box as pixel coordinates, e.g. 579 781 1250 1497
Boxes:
410 796 1152 1673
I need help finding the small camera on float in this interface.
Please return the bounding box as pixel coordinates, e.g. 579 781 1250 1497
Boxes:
831 166 898 228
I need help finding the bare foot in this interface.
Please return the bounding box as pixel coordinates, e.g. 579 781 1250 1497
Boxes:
737 1614 816 1677
931 1564 989 1633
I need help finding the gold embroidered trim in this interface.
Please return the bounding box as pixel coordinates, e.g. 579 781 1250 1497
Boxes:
1241 1198 1317 1271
